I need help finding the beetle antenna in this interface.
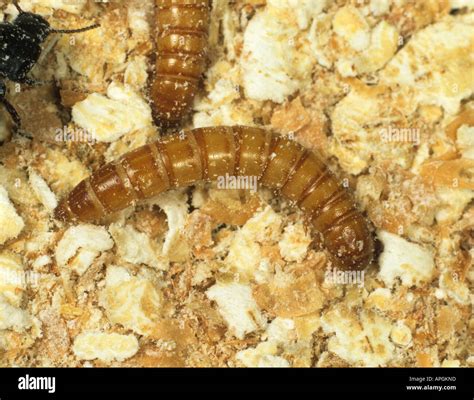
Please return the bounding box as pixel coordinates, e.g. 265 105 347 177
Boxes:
13 1 23 14
50 23 100 34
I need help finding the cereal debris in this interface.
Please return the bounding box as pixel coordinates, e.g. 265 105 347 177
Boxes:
99 265 162 336
279 222 311 262
0 252 25 307
109 223 167 270
72 82 152 143
28 170 58 212
377 230 435 287
0 185 25 245
207 281 267 339
73 332 139 362
321 306 394 366
55 225 114 275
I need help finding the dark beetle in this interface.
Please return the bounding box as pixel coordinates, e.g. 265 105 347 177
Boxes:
0 1 99 129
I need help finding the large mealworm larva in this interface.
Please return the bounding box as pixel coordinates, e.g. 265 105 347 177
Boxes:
149 0 210 127
55 126 374 271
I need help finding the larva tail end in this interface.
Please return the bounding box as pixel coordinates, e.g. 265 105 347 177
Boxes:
153 115 182 131
331 234 374 272
336 248 374 272
54 199 74 223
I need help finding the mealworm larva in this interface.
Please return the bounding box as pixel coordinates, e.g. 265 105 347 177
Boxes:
55 126 374 271
149 0 210 127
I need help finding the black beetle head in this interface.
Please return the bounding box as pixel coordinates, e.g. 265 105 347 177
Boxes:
14 12 51 43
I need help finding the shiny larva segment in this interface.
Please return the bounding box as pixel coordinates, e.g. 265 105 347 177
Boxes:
55 126 374 271
150 0 210 127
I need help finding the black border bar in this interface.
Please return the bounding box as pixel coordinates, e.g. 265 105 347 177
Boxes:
0 367 472 397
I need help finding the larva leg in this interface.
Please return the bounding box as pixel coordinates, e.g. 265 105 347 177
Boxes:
55 126 374 271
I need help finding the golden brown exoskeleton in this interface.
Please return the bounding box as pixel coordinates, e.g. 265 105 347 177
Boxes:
55 126 374 271
149 0 210 127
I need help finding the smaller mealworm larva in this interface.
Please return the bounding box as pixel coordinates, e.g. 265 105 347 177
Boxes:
149 0 210 127
55 126 374 271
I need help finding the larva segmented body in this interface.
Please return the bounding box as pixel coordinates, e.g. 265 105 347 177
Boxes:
150 0 210 126
55 126 374 271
